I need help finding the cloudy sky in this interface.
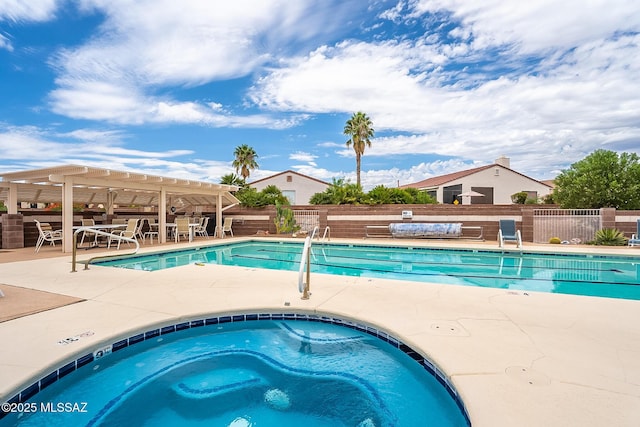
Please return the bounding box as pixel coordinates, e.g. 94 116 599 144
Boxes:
0 0 638 189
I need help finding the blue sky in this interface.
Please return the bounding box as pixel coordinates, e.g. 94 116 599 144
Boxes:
0 0 638 190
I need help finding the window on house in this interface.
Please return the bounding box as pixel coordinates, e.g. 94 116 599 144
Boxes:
286 175 293 182
443 184 462 204
282 190 295 204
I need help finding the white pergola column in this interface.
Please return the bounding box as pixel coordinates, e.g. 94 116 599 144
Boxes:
159 187 167 243
8 183 18 214
216 193 223 238
62 176 74 253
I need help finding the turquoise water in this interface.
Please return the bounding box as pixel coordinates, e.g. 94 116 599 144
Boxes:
1 320 469 427
97 241 640 300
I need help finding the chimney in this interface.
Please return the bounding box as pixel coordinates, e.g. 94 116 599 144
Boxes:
495 155 510 169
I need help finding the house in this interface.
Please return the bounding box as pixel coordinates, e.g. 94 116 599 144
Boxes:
401 156 553 204
249 170 330 205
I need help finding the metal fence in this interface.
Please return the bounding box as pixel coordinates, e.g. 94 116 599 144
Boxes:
293 210 320 233
533 209 601 243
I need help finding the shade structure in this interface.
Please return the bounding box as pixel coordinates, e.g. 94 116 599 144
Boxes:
0 164 240 251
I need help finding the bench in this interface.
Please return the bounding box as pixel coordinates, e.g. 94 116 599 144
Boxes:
365 223 484 240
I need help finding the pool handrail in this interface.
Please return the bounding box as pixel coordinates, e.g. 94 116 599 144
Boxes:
71 227 140 272
298 235 312 299
309 225 330 241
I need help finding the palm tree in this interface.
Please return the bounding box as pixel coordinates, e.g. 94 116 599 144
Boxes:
343 111 374 188
220 173 246 188
232 144 259 180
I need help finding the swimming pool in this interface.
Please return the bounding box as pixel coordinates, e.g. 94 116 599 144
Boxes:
97 240 640 300
0 317 470 427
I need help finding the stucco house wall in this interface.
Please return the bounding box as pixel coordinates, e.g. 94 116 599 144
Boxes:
404 157 553 205
250 170 330 205
438 165 553 205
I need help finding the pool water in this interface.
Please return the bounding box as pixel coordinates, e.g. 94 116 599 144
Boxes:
2 320 469 427
97 241 640 300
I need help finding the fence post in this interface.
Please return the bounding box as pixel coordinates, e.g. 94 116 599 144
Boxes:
600 208 615 229
520 207 534 243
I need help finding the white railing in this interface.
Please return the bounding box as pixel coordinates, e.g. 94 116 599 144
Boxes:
533 209 601 243
298 235 312 299
71 227 139 272
293 210 320 234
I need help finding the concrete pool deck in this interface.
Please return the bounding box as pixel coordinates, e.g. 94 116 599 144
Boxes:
0 237 639 426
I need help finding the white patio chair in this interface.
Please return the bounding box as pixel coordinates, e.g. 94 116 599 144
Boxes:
215 217 234 238
175 217 191 242
108 218 139 249
143 218 159 244
79 218 98 247
34 220 63 253
194 217 209 239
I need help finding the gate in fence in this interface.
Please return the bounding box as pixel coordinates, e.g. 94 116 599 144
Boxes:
293 210 320 233
533 209 601 243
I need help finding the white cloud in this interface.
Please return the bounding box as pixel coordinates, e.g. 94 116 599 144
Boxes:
47 0 359 126
289 151 317 163
249 3 640 181
0 33 13 51
0 0 59 22
407 0 640 53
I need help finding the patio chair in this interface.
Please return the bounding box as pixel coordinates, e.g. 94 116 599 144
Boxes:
175 217 191 242
34 220 63 253
498 219 522 248
194 217 209 239
216 217 234 238
628 219 640 247
143 218 159 244
79 218 98 247
108 218 139 249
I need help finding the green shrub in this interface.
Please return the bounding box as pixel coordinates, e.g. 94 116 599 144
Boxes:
274 202 300 234
592 228 627 246
549 237 562 244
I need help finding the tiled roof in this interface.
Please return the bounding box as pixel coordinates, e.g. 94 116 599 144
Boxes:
401 165 494 189
401 164 553 189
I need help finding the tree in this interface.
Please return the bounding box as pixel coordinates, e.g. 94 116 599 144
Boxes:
220 173 246 187
309 178 365 205
553 149 640 209
232 144 259 180
235 185 289 208
343 112 374 188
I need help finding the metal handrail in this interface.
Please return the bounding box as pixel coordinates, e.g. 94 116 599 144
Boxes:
321 226 330 241
309 226 319 240
309 225 330 241
71 227 140 272
298 235 312 299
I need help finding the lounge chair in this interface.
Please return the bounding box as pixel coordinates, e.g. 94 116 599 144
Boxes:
216 217 234 238
628 219 640 246
34 220 63 253
108 218 139 249
498 219 522 248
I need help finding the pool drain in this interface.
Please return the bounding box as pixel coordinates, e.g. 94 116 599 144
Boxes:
505 366 550 386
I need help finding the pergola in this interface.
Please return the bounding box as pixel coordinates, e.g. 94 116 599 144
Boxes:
0 164 240 252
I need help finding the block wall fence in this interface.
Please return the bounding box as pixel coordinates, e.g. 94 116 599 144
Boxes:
2 206 639 249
